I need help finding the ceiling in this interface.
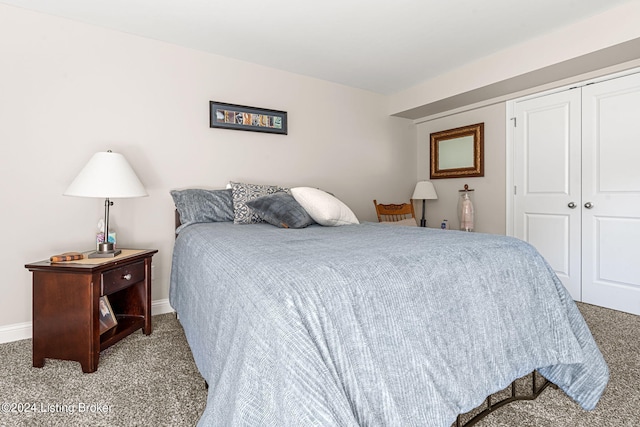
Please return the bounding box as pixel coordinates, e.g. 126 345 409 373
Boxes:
0 0 634 95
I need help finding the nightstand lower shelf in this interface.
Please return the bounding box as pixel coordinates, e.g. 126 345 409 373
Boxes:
100 315 145 351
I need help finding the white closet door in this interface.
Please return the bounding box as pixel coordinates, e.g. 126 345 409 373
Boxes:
513 89 582 300
582 73 640 315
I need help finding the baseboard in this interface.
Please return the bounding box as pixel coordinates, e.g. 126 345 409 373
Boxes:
0 321 32 344
0 298 175 344
152 298 175 316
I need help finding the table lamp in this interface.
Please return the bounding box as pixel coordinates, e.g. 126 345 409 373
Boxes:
64 150 147 258
412 181 438 227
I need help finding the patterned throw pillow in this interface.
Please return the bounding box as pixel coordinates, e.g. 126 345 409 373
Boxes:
246 192 315 229
170 188 234 233
229 181 290 224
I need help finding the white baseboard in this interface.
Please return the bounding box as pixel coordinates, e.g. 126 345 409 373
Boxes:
0 321 32 344
152 298 174 316
0 298 174 344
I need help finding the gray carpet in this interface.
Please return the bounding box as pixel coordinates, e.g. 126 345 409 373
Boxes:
0 303 637 426
472 302 640 427
0 313 207 426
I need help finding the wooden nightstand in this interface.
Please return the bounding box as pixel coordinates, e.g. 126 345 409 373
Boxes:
25 249 157 373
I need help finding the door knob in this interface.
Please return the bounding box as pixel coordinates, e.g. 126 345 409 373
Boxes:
568 202 576 209
584 202 594 209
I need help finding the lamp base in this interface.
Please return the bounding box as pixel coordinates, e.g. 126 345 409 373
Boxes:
89 243 122 258
420 199 427 227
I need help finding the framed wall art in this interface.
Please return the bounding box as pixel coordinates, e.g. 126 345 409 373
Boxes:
430 123 484 179
209 101 288 135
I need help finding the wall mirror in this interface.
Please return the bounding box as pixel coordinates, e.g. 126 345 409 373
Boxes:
430 123 484 179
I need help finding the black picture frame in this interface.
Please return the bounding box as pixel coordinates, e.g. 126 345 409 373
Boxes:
209 101 288 135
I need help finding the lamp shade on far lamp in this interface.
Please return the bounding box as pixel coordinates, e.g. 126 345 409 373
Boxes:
412 181 438 227
64 151 147 257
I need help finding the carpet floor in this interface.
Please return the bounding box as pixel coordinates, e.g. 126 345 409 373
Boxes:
0 313 207 426
0 302 637 426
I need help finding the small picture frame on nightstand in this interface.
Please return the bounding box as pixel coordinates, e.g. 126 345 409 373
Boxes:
99 296 118 334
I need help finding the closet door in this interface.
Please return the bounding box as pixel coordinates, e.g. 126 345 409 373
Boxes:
581 73 640 315
513 89 582 300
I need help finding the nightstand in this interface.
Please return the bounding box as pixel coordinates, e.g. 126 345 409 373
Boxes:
25 249 157 373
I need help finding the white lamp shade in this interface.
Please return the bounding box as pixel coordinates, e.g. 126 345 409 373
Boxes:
412 181 438 200
64 151 147 198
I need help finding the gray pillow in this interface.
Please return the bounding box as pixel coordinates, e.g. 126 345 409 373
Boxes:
171 188 234 233
230 181 290 224
246 193 316 229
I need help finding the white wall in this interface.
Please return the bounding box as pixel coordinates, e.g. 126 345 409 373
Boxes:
390 1 640 117
0 4 416 333
415 104 506 234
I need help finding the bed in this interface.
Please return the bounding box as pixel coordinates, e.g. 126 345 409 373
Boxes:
169 185 608 427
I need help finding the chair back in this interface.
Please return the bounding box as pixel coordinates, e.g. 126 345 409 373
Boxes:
373 200 416 222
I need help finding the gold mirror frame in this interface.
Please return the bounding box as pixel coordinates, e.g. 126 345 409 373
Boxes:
430 123 484 179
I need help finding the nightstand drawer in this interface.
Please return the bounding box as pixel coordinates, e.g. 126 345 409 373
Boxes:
101 261 145 295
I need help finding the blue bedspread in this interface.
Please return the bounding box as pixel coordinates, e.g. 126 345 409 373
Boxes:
169 222 608 426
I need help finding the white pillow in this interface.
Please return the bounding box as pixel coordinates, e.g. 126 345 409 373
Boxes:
291 187 359 226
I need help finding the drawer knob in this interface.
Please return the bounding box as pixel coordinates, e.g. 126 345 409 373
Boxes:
122 273 132 280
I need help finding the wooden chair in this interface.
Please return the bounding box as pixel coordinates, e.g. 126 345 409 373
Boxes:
373 200 416 223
